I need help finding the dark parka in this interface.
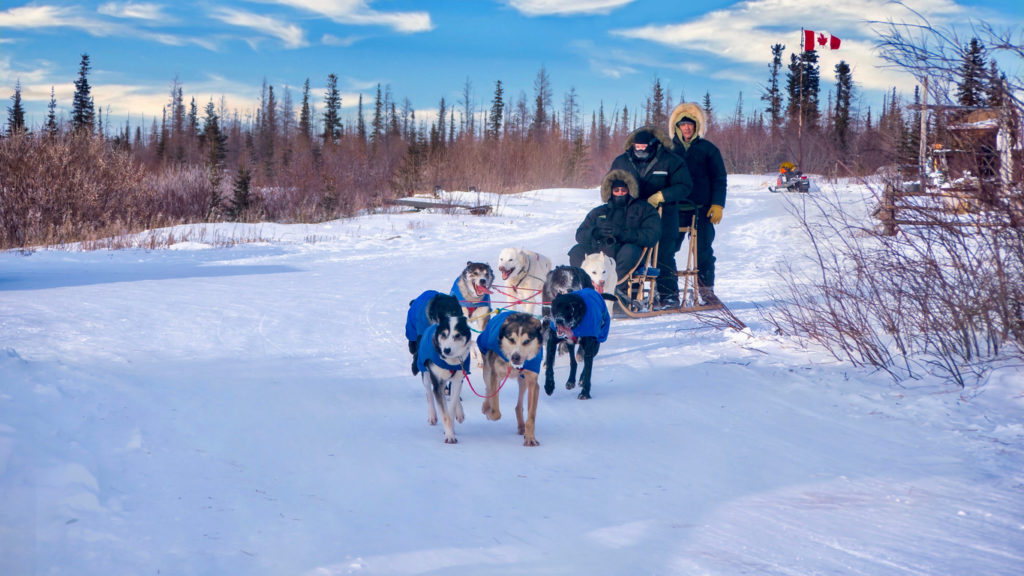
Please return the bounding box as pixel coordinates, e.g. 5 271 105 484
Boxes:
668 103 727 209
610 126 693 205
574 169 661 251
668 102 728 288
610 126 692 299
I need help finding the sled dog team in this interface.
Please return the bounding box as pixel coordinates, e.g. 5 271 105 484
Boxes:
405 248 616 446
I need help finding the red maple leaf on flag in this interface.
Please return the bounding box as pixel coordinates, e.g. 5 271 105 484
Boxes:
803 30 842 51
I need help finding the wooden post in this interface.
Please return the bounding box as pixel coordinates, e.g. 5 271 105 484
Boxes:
919 77 928 195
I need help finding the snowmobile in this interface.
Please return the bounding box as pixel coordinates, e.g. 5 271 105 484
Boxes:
768 162 810 193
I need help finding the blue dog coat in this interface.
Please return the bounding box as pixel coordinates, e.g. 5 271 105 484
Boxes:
568 288 611 343
405 290 442 342
416 322 471 375
477 311 543 373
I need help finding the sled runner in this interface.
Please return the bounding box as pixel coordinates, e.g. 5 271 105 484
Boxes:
613 204 746 330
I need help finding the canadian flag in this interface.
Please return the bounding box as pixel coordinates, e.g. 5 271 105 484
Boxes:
804 29 841 50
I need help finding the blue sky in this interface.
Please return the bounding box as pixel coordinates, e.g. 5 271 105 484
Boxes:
0 0 1018 132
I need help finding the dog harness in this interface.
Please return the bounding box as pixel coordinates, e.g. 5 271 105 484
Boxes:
477 311 543 373
450 279 491 317
416 322 471 375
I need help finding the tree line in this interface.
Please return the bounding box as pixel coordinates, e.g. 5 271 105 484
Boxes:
0 38 1016 248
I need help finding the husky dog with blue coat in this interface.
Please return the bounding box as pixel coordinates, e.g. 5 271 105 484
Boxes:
477 310 545 446
541 265 596 395
406 290 473 443
451 261 494 368
547 287 612 400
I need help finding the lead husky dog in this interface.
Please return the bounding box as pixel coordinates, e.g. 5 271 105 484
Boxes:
496 247 552 316
477 311 545 446
416 314 473 444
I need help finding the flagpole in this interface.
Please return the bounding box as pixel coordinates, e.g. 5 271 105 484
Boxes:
798 28 804 170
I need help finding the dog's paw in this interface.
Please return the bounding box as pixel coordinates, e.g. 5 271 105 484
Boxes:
428 414 438 425
523 436 540 447
565 379 576 390
444 436 458 444
455 404 465 423
577 390 591 400
544 381 555 395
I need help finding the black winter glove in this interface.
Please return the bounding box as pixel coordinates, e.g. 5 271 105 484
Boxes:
595 219 615 239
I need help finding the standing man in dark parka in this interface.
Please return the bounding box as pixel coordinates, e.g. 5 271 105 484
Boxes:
610 126 693 309
668 102 728 305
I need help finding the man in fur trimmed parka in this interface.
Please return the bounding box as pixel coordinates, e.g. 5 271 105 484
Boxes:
610 126 693 308
669 102 728 304
568 169 661 280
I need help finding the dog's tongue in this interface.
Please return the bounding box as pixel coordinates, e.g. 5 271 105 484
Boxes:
475 284 492 295
595 281 605 293
556 324 575 340
500 268 512 280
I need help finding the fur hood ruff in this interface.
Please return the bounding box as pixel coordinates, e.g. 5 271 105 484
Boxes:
669 102 707 142
621 125 674 152
599 168 641 203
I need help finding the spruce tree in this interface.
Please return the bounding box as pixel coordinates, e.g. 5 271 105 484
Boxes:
322 73 342 144
71 53 95 133
201 99 228 215
762 43 785 134
371 84 384 147
299 78 312 142
833 60 853 151
229 165 252 221
956 38 987 107
46 86 58 136
487 80 504 140
649 77 666 127
7 80 26 135
530 65 552 139
356 94 367 143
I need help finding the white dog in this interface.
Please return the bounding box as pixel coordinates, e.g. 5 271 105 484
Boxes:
496 247 552 316
581 252 617 317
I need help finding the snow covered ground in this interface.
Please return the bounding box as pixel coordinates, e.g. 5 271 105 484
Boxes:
1 175 1022 575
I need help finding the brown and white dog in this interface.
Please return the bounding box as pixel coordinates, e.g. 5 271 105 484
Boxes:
581 252 618 317
477 311 546 446
496 247 552 316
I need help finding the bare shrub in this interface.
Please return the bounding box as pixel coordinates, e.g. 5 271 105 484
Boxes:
767 183 1023 386
0 132 153 248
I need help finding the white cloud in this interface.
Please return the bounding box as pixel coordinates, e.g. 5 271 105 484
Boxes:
0 4 104 31
321 33 363 47
610 0 970 92
507 0 634 16
98 2 168 21
210 7 306 48
263 0 432 33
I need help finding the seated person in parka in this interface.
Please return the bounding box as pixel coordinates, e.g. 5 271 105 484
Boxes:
568 169 662 281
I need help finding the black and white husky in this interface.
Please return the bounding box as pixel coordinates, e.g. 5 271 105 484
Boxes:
416 314 473 444
541 265 593 395
406 291 473 443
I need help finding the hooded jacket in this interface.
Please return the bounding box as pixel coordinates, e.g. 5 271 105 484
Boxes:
610 126 693 205
574 169 662 250
476 311 543 373
668 103 727 209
